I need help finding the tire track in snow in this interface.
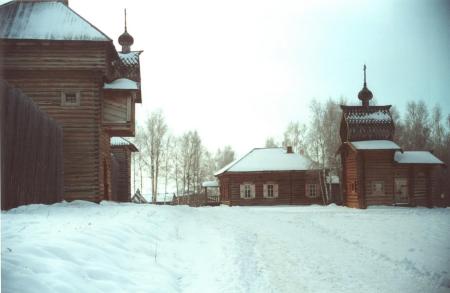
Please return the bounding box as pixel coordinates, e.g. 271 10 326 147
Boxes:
297 215 446 292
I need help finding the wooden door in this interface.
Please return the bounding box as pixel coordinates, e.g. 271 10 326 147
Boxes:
394 178 409 204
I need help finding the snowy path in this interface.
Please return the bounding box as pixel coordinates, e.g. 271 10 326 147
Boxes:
2 202 450 293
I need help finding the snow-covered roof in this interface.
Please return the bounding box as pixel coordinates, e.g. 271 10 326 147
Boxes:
0 1 111 41
350 140 401 150
346 110 392 123
118 51 141 66
202 181 219 188
326 175 340 184
110 137 138 151
214 148 315 176
104 78 139 90
394 151 444 165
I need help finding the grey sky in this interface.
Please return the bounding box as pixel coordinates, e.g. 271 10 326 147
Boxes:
3 0 449 156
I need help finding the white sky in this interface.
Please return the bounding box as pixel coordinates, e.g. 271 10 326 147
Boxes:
4 0 450 156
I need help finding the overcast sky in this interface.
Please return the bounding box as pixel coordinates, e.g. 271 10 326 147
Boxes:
6 0 450 156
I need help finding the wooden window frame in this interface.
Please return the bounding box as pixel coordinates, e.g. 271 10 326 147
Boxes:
240 183 255 199
371 180 385 196
306 183 319 198
263 183 279 199
267 184 274 198
244 185 252 198
61 91 80 106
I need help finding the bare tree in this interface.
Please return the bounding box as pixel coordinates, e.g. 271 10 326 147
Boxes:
282 122 307 154
143 110 168 202
265 137 278 147
161 135 173 199
403 100 430 150
307 98 343 204
133 125 149 194
215 146 235 170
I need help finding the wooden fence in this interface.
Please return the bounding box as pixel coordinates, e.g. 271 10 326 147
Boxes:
1 80 64 210
172 193 220 207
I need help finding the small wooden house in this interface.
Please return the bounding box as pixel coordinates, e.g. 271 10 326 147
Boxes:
0 1 142 202
339 66 445 208
110 137 138 202
215 147 325 206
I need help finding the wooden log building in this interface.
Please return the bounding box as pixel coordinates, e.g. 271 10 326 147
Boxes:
215 147 325 206
0 0 142 202
110 137 138 202
338 66 445 208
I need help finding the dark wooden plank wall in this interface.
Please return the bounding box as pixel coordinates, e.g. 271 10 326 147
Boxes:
1 81 63 210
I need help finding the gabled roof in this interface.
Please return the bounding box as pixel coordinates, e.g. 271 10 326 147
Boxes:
350 140 401 151
394 151 444 165
340 105 394 142
104 78 139 90
214 148 315 176
110 137 138 152
0 1 111 41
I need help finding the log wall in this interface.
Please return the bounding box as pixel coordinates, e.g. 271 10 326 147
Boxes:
2 41 109 72
3 41 114 202
343 148 360 208
217 171 323 206
364 151 395 206
4 71 105 201
111 146 132 202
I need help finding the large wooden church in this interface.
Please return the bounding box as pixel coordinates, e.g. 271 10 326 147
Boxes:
339 66 445 208
1 0 141 203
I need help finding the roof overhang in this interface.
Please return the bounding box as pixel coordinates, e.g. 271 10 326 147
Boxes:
104 78 139 91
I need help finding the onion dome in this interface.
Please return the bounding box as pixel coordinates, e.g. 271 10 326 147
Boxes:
358 64 373 107
118 9 134 53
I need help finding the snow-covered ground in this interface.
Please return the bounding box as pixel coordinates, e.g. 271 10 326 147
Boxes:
2 202 450 293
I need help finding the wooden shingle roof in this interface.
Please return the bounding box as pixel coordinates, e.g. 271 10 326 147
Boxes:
340 105 394 142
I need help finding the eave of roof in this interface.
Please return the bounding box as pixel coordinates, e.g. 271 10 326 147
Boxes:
110 137 138 152
0 1 112 41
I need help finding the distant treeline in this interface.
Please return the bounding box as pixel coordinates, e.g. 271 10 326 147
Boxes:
133 110 235 202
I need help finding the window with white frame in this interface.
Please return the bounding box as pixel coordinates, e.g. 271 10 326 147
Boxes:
268 184 274 197
306 184 319 198
371 181 385 195
61 91 80 106
240 183 254 199
244 185 252 198
263 183 278 198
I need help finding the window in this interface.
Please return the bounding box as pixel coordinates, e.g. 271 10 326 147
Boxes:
244 185 252 198
371 181 385 195
240 183 254 199
267 185 274 197
61 91 80 106
306 184 319 198
264 183 278 198
348 181 356 194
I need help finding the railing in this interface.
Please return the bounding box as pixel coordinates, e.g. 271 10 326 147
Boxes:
1 80 64 210
172 193 220 207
